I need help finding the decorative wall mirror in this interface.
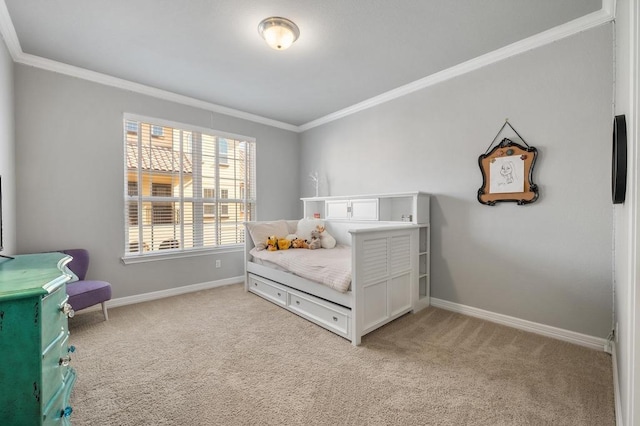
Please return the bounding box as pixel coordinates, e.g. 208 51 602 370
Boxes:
477 121 539 206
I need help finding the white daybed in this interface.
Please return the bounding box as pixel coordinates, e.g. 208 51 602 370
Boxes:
244 220 422 345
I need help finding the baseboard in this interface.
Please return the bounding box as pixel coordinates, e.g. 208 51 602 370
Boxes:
77 276 244 313
79 285 608 352
430 298 608 351
611 342 623 426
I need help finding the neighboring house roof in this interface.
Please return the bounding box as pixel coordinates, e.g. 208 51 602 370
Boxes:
127 143 193 173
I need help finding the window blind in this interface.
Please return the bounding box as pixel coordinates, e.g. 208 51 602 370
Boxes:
124 116 256 256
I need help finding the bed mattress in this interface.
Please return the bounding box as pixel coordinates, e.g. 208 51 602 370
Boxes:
249 245 352 293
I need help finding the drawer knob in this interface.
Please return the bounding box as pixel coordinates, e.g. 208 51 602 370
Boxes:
333 316 338 322
61 406 73 418
59 356 71 366
68 345 76 353
295 300 300 305
254 282 258 286
277 292 281 296
61 303 75 318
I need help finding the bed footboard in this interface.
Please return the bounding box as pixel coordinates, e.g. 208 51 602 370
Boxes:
349 225 419 345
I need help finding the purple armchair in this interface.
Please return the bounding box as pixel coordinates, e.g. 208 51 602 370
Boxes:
62 249 112 320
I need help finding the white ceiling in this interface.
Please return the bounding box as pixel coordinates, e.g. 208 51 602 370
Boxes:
3 0 602 128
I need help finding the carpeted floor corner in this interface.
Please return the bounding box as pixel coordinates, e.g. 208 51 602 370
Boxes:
67 283 614 425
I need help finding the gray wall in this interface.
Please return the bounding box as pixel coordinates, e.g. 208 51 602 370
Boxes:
300 24 614 338
14 65 300 299
0 37 15 255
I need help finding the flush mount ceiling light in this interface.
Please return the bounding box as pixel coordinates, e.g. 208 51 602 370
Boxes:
258 16 300 50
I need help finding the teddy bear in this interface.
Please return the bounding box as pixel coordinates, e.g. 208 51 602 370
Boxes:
266 235 279 251
316 225 336 249
308 229 322 250
277 238 292 250
292 238 308 249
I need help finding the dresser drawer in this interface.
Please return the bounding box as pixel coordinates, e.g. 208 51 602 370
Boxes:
248 276 287 306
42 368 76 426
288 292 350 337
41 287 68 351
42 332 72 406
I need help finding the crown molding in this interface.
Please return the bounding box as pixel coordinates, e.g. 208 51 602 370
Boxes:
0 0 20 60
15 53 300 132
0 1 616 134
299 6 616 132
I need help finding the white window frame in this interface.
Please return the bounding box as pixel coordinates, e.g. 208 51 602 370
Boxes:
122 113 256 264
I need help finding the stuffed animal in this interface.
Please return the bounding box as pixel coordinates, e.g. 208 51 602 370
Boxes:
316 225 337 249
278 238 292 250
292 238 308 249
266 235 278 251
308 229 322 250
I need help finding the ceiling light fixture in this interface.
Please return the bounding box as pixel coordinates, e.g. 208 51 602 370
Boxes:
258 17 300 51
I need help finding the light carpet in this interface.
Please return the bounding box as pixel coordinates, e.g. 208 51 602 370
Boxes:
68 283 614 425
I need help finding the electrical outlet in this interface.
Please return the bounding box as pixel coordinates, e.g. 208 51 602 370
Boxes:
215 260 221 268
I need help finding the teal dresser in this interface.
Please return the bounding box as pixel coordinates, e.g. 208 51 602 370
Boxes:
0 253 77 425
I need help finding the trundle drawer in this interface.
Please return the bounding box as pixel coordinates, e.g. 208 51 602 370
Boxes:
248 276 287 306
288 292 349 337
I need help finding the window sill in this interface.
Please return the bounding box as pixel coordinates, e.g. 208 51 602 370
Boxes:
121 245 243 265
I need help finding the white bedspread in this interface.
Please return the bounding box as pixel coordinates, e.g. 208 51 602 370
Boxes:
249 245 352 293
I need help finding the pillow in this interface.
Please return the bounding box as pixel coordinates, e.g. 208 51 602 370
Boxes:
246 220 290 248
286 221 298 235
296 218 325 242
319 226 337 249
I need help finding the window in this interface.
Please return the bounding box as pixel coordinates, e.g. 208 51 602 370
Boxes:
128 182 138 225
125 120 138 133
203 188 215 217
220 189 229 216
151 183 174 224
219 138 228 165
151 125 163 137
124 115 256 257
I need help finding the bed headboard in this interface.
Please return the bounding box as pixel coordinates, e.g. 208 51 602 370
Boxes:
244 219 402 252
